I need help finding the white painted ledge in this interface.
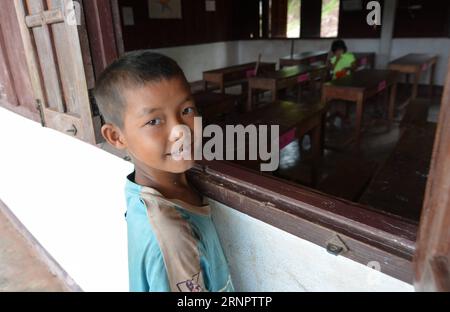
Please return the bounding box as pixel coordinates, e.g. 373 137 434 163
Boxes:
0 106 133 291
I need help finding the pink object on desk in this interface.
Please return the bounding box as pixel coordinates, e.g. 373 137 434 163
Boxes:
422 63 428 72
279 128 296 149
377 80 386 92
360 57 368 66
246 69 257 78
297 73 310 83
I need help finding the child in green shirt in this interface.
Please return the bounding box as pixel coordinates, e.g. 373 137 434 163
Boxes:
328 39 357 79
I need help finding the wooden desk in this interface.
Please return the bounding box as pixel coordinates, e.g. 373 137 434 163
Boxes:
221 100 327 185
202 62 276 94
247 64 328 111
193 91 238 123
321 69 399 149
359 122 436 222
279 51 328 68
388 53 437 100
280 52 376 70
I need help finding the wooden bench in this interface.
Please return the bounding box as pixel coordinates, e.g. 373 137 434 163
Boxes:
359 122 437 222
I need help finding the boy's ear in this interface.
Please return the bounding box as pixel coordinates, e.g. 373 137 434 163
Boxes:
101 123 127 150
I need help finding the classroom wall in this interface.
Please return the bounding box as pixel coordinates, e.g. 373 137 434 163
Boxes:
0 105 414 291
210 199 414 291
155 38 450 85
154 41 239 82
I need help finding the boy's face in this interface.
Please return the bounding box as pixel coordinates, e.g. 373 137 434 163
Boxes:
116 76 198 174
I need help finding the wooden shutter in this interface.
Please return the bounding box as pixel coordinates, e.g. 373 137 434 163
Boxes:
0 1 39 121
13 0 96 144
414 57 450 291
271 0 288 38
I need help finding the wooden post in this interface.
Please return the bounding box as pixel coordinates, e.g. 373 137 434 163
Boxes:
414 56 450 291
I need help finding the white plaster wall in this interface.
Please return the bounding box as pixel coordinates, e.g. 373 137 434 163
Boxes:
209 199 414 292
154 41 240 82
0 106 133 291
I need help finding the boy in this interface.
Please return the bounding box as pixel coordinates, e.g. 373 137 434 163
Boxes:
94 51 234 292
328 39 356 79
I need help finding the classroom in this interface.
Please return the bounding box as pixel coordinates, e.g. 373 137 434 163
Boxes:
0 0 449 293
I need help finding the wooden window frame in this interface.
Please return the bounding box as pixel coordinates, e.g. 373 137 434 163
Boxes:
187 160 416 284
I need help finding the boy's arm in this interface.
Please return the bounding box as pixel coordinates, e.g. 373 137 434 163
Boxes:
144 245 171 292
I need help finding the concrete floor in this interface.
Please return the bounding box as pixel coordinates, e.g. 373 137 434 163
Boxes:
0 201 68 292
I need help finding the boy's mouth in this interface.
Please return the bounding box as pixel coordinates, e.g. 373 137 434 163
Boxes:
165 142 193 158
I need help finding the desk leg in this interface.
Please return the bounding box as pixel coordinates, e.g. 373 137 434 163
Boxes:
388 83 397 130
429 63 436 99
412 71 420 100
355 95 364 150
320 95 328 157
246 87 253 112
204 80 208 92
271 87 277 102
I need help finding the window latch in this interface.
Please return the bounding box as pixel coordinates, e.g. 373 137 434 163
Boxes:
326 234 349 256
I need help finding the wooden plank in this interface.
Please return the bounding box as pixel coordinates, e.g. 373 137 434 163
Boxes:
25 0 65 112
0 1 36 114
83 0 119 78
0 28 19 106
360 123 437 222
414 55 450 291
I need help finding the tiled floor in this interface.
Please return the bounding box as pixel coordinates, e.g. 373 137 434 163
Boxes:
0 202 67 292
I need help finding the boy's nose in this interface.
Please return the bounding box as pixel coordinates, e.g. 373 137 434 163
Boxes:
168 123 191 143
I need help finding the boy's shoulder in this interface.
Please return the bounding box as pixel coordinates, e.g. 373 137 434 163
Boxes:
125 172 210 217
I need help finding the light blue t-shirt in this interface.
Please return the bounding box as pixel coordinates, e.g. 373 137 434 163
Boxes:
125 172 234 292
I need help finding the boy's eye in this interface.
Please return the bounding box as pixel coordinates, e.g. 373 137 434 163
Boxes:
182 107 196 115
147 118 163 126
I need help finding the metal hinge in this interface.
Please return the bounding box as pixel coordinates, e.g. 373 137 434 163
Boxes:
36 99 46 127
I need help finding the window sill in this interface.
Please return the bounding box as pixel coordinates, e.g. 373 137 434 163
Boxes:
187 160 418 284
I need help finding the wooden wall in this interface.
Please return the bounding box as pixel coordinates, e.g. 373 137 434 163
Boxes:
338 0 383 38
118 0 260 50
116 0 450 51
394 0 450 38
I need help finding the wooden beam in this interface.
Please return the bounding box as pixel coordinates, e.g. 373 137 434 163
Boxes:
82 0 119 79
414 55 450 291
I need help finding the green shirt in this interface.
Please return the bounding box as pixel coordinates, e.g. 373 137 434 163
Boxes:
331 52 356 79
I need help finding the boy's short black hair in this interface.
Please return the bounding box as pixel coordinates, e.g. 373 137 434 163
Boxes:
93 50 185 128
331 39 348 53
